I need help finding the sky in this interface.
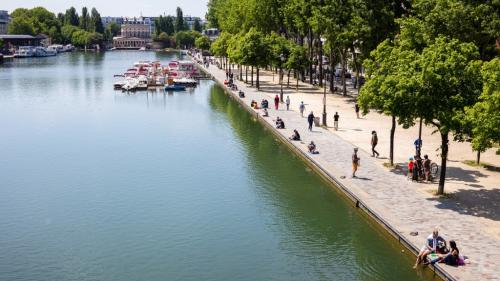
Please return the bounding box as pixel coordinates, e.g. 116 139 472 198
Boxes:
3 0 209 18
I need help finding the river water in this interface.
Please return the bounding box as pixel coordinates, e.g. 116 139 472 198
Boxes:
0 51 433 281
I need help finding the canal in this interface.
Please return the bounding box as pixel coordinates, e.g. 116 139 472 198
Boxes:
0 51 433 281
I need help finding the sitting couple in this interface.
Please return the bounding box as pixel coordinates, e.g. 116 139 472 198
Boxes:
414 228 461 268
308 141 318 154
261 99 269 109
275 117 285 129
289 130 301 141
250 100 259 109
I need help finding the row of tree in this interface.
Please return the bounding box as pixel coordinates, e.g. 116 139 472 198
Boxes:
205 0 499 194
153 7 204 49
8 6 116 48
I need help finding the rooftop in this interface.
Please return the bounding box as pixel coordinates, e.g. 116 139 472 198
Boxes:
0 35 37 39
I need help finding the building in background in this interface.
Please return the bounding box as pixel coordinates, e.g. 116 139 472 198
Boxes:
0 35 42 54
112 17 152 49
0 10 10 34
202 28 219 41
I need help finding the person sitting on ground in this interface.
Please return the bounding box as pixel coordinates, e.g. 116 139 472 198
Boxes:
239 90 245 98
262 108 269 117
289 130 301 141
428 240 460 266
414 228 446 268
251 100 257 108
275 117 285 129
308 141 318 154
231 84 238 91
262 99 269 109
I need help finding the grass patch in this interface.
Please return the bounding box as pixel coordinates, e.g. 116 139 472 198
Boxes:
430 190 455 199
462 160 499 172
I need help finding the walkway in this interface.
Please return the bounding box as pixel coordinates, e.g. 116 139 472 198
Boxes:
197 58 500 281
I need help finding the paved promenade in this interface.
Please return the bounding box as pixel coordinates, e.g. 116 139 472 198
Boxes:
197 59 500 281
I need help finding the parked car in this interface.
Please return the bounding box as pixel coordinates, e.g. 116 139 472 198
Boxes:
352 76 365 86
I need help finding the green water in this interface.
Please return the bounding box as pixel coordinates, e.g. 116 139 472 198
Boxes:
0 51 433 281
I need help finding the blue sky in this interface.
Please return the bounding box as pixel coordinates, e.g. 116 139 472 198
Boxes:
3 0 209 18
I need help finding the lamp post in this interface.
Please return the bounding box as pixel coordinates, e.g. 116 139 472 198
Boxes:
280 53 285 102
321 39 327 126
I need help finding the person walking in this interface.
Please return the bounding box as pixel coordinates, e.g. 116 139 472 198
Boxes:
274 95 280 110
371 130 380 157
352 148 360 177
286 96 290 111
333 112 339 131
299 101 305 117
307 111 315 131
355 103 360 119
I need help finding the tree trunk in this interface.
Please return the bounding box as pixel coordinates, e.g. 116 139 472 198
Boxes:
476 150 481 165
308 28 314 84
329 48 335 92
437 132 449 195
287 70 291 87
390 115 396 166
296 70 299 91
239 65 242 81
256 67 260 90
251 66 254 86
341 49 347 96
318 36 323 87
245 66 248 83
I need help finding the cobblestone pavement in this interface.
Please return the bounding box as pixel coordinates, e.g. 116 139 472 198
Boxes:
199 61 500 281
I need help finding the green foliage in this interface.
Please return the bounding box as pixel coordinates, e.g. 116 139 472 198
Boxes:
79 7 89 31
465 58 500 153
266 32 291 68
210 32 232 57
8 16 36 35
106 22 120 37
238 28 269 68
155 15 175 36
61 24 80 43
284 44 308 72
0 38 3 49
64 7 79 26
90 8 104 34
193 18 202 32
71 29 102 48
195 35 211 50
175 7 185 32
175 30 201 49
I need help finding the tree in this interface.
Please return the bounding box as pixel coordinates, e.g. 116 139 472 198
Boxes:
8 17 35 35
61 24 80 43
359 40 420 166
413 37 482 194
193 18 202 32
195 35 211 51
175 7 184 32
65 7 79 26
79 7 89 31
284 44 309 90
206 0 221 28
107 22 120 37
465 58 500 164
90 8 104 33
175 30 200 49
239 28 270 90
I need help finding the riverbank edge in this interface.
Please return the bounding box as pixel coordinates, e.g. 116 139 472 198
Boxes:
196 61 452 281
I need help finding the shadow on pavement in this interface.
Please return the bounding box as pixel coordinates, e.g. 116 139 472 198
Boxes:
428 188 500 221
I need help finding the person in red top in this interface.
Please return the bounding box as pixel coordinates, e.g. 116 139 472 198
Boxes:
408 157 414 179
274 95 280 110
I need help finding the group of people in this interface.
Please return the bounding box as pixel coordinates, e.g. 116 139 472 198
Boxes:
408 154 432 181
414 228 462 268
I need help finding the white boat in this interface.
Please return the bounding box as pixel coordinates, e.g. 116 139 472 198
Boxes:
48 44 64 53
63 44 74 52
14 46 35 58
34 47 57 57
136 76 148 90
173 77 197 87
139 47 146 51
122 78 139 91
